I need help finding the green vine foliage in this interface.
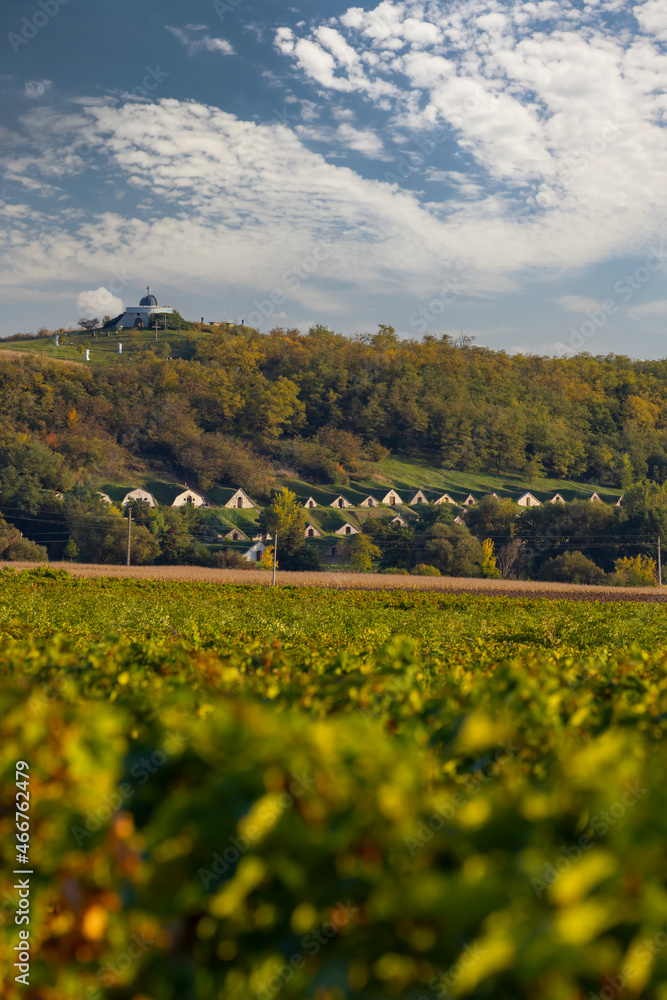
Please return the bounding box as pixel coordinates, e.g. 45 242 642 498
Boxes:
1 573 667 999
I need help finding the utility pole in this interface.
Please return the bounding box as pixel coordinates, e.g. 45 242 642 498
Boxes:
272 533 278 586
659 534 662 587
154 320 158 341
126 508 132 567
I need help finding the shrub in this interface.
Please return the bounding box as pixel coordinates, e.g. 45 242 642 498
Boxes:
418 522 484 577
209 549 253 570
538 551 605 585
0 515 48 562
610 554 658 587
481 537 501 578
411 564 441 576
8 538 49 562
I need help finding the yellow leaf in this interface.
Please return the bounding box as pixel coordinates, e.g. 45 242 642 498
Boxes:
456 712 513 753
554 900 614 943
238 793 285 843
549 850 617 907
455 933 515 994
82 904 108 941
457 798 491 829
290 902 319 934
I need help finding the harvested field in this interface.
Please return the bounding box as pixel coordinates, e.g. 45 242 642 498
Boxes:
3 561 666 602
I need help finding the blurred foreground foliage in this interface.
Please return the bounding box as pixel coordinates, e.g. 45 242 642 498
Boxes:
2 573 667 998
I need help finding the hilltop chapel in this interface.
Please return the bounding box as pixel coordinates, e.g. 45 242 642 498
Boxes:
113 286 174 330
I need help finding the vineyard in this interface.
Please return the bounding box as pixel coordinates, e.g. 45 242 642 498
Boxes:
2 569 667 999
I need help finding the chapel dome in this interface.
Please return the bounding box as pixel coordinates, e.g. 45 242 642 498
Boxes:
140 285 158 307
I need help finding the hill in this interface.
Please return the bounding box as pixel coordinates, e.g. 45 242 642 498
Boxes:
1 323 666 574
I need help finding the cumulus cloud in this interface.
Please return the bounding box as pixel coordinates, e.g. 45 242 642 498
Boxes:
167 26 235 56
24 80 52 98
634 0 667 41
77 287 124 318
274 0 667 266
0 39 665 327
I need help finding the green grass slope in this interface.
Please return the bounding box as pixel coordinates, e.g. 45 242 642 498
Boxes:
0 323 246 367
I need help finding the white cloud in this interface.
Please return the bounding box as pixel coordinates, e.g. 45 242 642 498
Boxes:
558 295 606 312
77 287 124 318
634 0 667 41
0 67 666 329
626 299 667 320
273 0 667 276
336 122 387 157
297 119 387 158
24 80 52 98
166 26 235 56
275 25 397 98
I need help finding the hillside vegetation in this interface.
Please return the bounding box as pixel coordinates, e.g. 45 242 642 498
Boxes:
2 323 667 484
3 325 667 577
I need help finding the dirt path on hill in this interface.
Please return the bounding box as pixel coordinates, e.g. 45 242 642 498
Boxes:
3 562 667 602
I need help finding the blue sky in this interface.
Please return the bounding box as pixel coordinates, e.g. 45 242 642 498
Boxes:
1 0 667 356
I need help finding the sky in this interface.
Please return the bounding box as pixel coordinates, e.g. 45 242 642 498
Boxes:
1 0 666 356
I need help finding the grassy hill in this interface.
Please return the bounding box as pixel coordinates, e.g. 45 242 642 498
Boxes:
0 322 246 367
98 454 617 543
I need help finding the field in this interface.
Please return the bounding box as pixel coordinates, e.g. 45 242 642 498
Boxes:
3 561 667 603
2 569 667 1000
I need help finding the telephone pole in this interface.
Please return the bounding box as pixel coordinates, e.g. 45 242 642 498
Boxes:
126 508 132 567
659 534 662 587
272 533 278 586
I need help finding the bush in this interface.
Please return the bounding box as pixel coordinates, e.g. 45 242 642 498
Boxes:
537 551 605 585
411 564 441 576
418 522 484 577
7 538 49 562
2 332 38 342
209 549 253 570
279 544 322 571
610 554 658 587
0 515 48 562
